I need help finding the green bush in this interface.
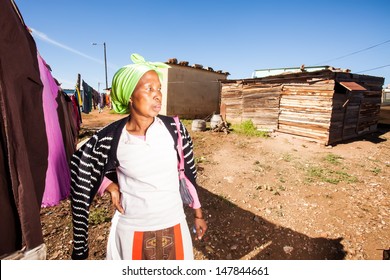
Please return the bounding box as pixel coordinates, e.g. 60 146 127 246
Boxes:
231 120 269 138
89 208 111 225
324 153 343 165
306 166 358 184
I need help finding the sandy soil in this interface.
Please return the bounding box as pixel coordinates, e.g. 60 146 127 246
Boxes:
40 107 390 260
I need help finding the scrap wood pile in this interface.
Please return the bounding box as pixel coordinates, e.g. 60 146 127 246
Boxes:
211 119 229 134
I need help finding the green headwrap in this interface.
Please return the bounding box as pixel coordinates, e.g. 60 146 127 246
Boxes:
110 53 170 114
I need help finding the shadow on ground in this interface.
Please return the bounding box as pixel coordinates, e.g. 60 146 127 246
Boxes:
186 187 346 260
331 124 390 146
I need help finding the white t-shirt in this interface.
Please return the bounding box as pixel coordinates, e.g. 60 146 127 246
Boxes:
113 117 185 231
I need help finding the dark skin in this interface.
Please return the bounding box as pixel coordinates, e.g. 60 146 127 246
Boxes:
105 70 207 240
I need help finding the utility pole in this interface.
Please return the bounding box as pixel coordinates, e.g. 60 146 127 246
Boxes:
92 42 108 90
103 42 108 90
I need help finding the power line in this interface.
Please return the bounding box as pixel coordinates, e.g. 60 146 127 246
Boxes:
356 64 390 73
314 39 390 65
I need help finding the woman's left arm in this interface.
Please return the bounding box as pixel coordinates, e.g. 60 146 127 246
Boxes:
179 120 207 239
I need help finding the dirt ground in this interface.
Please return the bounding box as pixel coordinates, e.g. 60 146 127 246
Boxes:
40 107 390 260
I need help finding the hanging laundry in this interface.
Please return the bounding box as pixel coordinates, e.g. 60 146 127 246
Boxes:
37 54 71 207
56 89 78 164
72 89 82 129
92 88 100 110
0 0 48 258
82 80 93 113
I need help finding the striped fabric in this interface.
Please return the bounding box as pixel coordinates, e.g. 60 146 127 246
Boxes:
70 115 198 260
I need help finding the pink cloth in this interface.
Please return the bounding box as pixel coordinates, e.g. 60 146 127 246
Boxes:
184 176 201 209
133 135 146 141
97 176 112 196
173 116 201 209
38 53 70 207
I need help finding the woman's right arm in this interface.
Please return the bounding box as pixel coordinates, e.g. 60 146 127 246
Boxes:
104 180 124 214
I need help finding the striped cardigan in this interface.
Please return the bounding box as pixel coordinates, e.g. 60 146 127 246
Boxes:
70 115 198 260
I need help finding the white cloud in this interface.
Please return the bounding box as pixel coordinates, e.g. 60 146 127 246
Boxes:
31 28 102 64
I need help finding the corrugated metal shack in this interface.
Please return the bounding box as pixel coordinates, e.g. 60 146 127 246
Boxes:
220 66 384 145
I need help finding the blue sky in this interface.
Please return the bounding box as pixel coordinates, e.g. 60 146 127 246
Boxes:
15 0 390 90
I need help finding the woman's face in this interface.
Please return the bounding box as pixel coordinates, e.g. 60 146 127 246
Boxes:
130 70 162 118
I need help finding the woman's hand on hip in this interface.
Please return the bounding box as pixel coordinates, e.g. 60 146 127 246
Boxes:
105 182 125 214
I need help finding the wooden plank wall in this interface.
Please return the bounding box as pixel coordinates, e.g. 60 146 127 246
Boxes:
356 75 383 134
220 82 243 124
278 80 335 144
333 74 383 143
221 83 281 131
242 84 281 131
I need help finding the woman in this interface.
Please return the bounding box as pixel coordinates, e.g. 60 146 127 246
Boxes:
70 54 207 260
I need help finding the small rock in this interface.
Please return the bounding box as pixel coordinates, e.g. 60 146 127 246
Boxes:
283 246 294 254
223 176 234 183
49 251 60 260
96 235 105 241
205 245 214 253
